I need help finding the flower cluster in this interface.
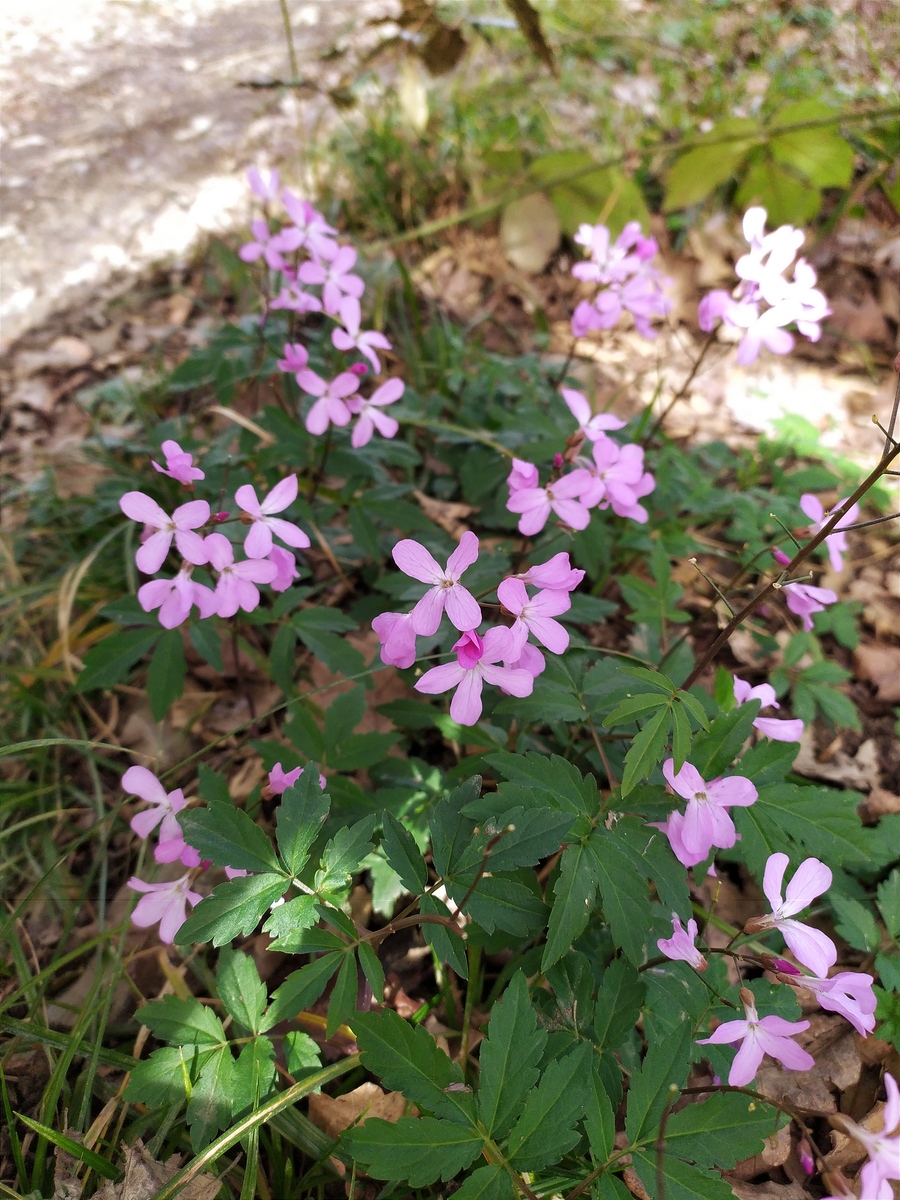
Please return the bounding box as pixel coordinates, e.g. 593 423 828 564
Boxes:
241 171 404 446
119 467 307 628
506 387 655 535
570 220 671 339
373 542 584 725
698 206 830 365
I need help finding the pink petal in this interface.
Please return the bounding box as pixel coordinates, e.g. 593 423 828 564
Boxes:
204 532 234 571
663 759 705 802
706 775 757 808
681 799 716 856
266 517 310 549
763 852 789 911
446 531 479 577
215 575 242 618
244 521 273 559
550 497 590 530
305 397 332 435
527 614 569 654
330 372 362 399
561 387 590 425
370 377 404 406
233 558 279 584
415 661 466 696
172 500 211 531
174 529 209 566
367 409 398 439
122 766 167 804
530 588 571 618
697 1020 748 1046
130 808 164 839
351 414 374 448
262 475 299 515
449 670 484 725
799 494 824 524
409 587 446 636
158 586 193 629
728 1033 765 1086
784 857 832 913
234 484 262 518
393 539 443 584
443 585 482 632
482 664 534 698
296 369 327 397
883 1073 900 1133
136 530 174 575
497 578 529 615
120 491 168 526
138 578 174 613
781 921 837 977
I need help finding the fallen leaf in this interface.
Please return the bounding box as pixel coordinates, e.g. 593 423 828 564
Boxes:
500 192 560 275
307 1082 409 1139
411 489 476 539
859 785 900 823
728 1182 811 1200
93 1140 219 1200
853 644 900 703
793 730 880 792
728 1125 791 1181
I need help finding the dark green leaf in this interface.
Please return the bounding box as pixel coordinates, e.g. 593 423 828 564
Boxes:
631 1152 737 1200
506 1043 592 1171
689 704 759 779
604 694 669 728
178 803 282 875
216 948 266 1035
831 894 879 952
671 702 692 773
231 1036 276 1119
358 942 385 1002
261 894 318 952
542 842 598 971
625 1023 692 1143
664 1092 784 1168
315 815 376 893
345 1117 482 1186
185 1047 234 1152
458 807 574 874
75 627 160 692
478 972 547 1138
381 811 428 893
588 828 651 965
146 630 186 720
622 706 672 797
261 953 343 1031
877 870 900 941
585 1063 616 1161
324 687 367 750
136 995 226 1046
451 1165 515 1200
197 763 230 805
269 623 297 693
326 952 358 1038
177 874 287 947
276 770 330 877
421 893 468 977
594 958 645 1050
431 777 482 876
189 619 223 672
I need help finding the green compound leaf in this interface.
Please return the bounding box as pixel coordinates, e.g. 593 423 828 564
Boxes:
625 1022 693 1144
177 874 288 948
588 828 651 965
185 1045 234 1153
262 893 318 952
216 948 267 1035
541 841 599 972
477 972 548 1138
353 1008 476 1125
345 1116 482 1186
123 1045 217 1108
506 1042 592 1172
621 705 672 797
135 995 226 1046
381 810 428 893
179 803 283 875
315 815 377 894
276 769 330 877
663 1092 784 1169
420 893 468 978
261 953 343 1031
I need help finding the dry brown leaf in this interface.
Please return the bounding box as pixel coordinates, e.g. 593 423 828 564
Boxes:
500 192 560 275
728 1125 792 1181
93 1140 218 1200
859 785 900 823
793 731 880 792
411 489 476 539
307 1082 409 1139
853 644 900 703
728 1182 811 1200
54 1139 83 1200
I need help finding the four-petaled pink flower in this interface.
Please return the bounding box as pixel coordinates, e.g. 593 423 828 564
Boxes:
120 493 210 574
123 766 186 853
298 244 364 315
239 219 289 270
235 474 311 558
280 192 338 259
497 578 571 655
138 567 218 629
205 533 279 618
581 439 655 522
269 282 323 314
832 1073 900 1199
127 872 203 944
661 759 758 861
745 852 836 977
332 296 392 372
506 469 594 535
347 378 404 448
392 531 481 635
560 387 625 441
781 580 837 631
516 552 585 592
800 493 859 573
697 987 813 1087
372 610 419 669
415 627 534 725
507 458 540 493
733 675 804 742
658 913 707 970
777 966 876 1037
267 546 300 592
296 368 359 435
277 342 309 377
151 439 205 486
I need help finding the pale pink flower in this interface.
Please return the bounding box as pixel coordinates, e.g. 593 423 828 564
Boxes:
800 493 859 572
347 378 404 448
234 474 310 558
497 578 571 655
650 809 707 868
503 641 546 679
731 302 796 366
581 439 655 522
224 866 249 880
658 913 707 970
128 872 203 944
415 627 534 725
847 1074 900 1197
205 533 279 618
778 967 877 1037
517 552 585 592
296 368 359 435
697 989 813 1086
268 762 327 792
267 546 299 592
506 469 594 535
138 568 218 629
280 192 338 259
372 610 418 669
298 244 364 315
123 766 185 846
277 342 309 376
733 675 804 742
745 853 836 977
120 493 210 574
239 218 289 269
662 759 758 860
392 531 481 635
560 387 625 441
247 167 279 202
507 458 540 493
619 270 671 338
151 439 205 486
269 282 323 314
781 580 837 631
331 296 392 372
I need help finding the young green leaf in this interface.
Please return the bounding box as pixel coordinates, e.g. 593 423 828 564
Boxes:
284 1030 321 1077
663 1092 784 1169
621 705 672 796
261 953 343 1031
262 893 318 952
603 693 670 728
477 972 548 1138
179 803 283 875
506 1042 592 1172
593 958 645 1050
584 1064 616 1162
315 815 376 894
345 1116 482 1186
216 948 267 1035
276 769 330 877
357 941 385 1003
177 874 288 947
185 1045 234 1152
136 995 226 1046
588 828 651 965
381 810 428 893
123 1045 216 1108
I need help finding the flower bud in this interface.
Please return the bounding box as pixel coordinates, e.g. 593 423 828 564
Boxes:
214 511 230 522
349 362 368 375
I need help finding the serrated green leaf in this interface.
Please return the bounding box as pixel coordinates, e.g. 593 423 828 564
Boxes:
420 893 468 977
315 815 376 893
217 948 267 1035
353 1008 475 1125
456 872 547 936
284 1030 321 1076
632 1151 737 1200
451 1165 515 1200
146 630 187 720
770 101 854 188
179 803 282 875
136 995 226 1046
672 702 692 773
328 731 400 772
186 1045 234 1152
76 627 160 692
585 1064 616 1161
737 783 873 874
324 686 367 750
123 1044 215 1107
345 1116 482 1186
542 842 599 971
431 777 483 876
664 1092 783 1168
294 627 365 676
261 893 318 952
618 664 676 694
594 957 645 1050
622 706 672 797
604 694 669 727
455 807 574 875
177 874 287 947
610 818 691 920
506 1042 592 1171
678 690 711 729
878 870 900 941
358 941 385 1002
625 1022 692 1143
831 893 879 952
197 763 230 805
326 951 358 1038
381 810 428 893
189 619 223 671
484 752 597 815
664 119 760 210
689 704 758 780
232 1036 276 1119
588 827 651 964
276 770 330 877
262 953 343 1031
478 972 547 1138
736 153 821 226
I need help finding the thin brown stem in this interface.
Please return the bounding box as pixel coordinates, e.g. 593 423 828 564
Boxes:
644 331 716 444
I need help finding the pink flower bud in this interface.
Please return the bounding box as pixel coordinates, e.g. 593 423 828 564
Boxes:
798 1139 814 1176
215 511 230 523
349 362 368 376
553 452 564 469
772 547 791 565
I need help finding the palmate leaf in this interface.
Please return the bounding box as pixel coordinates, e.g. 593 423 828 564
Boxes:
477 972 547 1138
178 803 282 875
176 874 288 948
506 1042 592 1171
609 817 690 920
688 704 758 780
326 951 358 1037
345 1116 482 1186
484 751 599 816
735 782 873 876
541 841 599 971
353 1008 476 1125
276 770 330 877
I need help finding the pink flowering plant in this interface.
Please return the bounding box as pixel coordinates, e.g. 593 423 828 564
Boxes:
51 172 900 1200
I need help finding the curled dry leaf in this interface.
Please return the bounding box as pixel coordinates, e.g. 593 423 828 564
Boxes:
411 489 476 539
93 1140 219 1200
853 643 900 703
307 1082 410 1139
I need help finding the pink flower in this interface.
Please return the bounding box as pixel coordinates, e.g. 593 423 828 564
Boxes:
372 610 419 669
128 872 203 944
123 766 185 845
239 219 289 270
347 378 404 448
298 244 365 315
582 440 655 522
799 493 859 572
507 458 540 493
517 552 585 592
697 988 813 1086
560 388 625 441
778 968 877 1037
415 627 534 725
650 809 708 868
506 469 594 535
267 546 300 592
503 641 546 679
497 578 571 655
268 762 327 793
120 493 210 574
392 532 481 635
658 913 707 970
277 342 309 377
823 1075 900 1198
662 759 758 860
745 853 836 977
151 439 205 486
781 580 838 631
234 474 310 558
331 296 392 372
205 533 279 617
269 282 323 315
280 192 338 259
733 675 804 742
247 166 279 202
138 567 218 629
296 368 359 435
